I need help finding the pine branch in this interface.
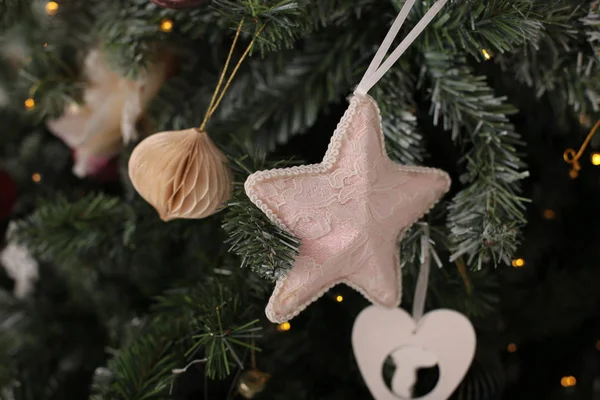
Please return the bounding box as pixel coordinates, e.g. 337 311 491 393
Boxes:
398 219 499 318
222 150 300 281
223 188 300 282
1 0 99 119
10 191 204 271
399 222 448 270
16 54 80 121
498 46 600 115
0 270 108 400
402 254 500 318
210 0 310 53
91 327 182 400
424 52 529 269
373 66 425 165
307 0 377 27
583 0 600 58
94 0 204 77
213 14 382 151
412 0 571 61
11 193 134 266
494 2 599 114
153 283 262 380
95 0 311 77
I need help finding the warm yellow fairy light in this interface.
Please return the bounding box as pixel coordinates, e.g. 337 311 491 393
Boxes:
45 1 59 16
32 173 42 183
561 376 576 388
511 258 525 268
507 343 517 353
160 18 174 33
336 295 344 303
24 98 35 109
481 49 492 60
277 322 291 332
591 152 600 166
543 209 556 220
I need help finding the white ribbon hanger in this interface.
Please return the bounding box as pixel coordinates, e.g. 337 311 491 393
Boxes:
355 0 449 96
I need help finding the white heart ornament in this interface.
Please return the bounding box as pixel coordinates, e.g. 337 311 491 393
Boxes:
352 306 476 400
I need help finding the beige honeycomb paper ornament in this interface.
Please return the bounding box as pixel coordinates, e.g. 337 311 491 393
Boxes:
128 128 232 221
128 19 264 221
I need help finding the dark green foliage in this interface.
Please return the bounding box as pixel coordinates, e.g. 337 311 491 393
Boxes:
0 1 33 31
210 0 311 52
583 1 600 55
417 0 548 60
11 194 134 265
454 348 505 400
213 15 381 151
424 52 529 269
184 285 261 379
0 266 108 400
91 327 182 400
492 2 600 119
2 0 600 399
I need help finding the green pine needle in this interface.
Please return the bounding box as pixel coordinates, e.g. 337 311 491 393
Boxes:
222 151 301 281
424 52 529 269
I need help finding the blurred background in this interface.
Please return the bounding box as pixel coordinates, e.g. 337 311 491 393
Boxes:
2 0 600 399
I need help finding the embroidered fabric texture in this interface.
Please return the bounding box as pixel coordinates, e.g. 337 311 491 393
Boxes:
245 95 451 323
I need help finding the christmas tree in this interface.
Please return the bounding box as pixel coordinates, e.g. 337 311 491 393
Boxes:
1 0 600 399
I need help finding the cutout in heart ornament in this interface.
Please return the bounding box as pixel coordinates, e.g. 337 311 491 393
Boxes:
352 306 476 400
385 346 439 397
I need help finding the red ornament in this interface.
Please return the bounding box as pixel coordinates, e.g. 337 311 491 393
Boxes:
150 0 210 8
0 170 17 220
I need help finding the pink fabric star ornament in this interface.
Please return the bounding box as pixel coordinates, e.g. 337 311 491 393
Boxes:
245 95 451 323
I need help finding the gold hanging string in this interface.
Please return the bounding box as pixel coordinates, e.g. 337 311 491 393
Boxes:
200 18 245 130
564 119 600 178
199 19 266 132
207 23 266 118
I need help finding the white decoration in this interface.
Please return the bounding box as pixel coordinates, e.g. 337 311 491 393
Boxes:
1 224 39 298
352 306 475 400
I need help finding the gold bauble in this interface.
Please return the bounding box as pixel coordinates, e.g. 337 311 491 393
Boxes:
238 369 271 399
128 128 232 221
